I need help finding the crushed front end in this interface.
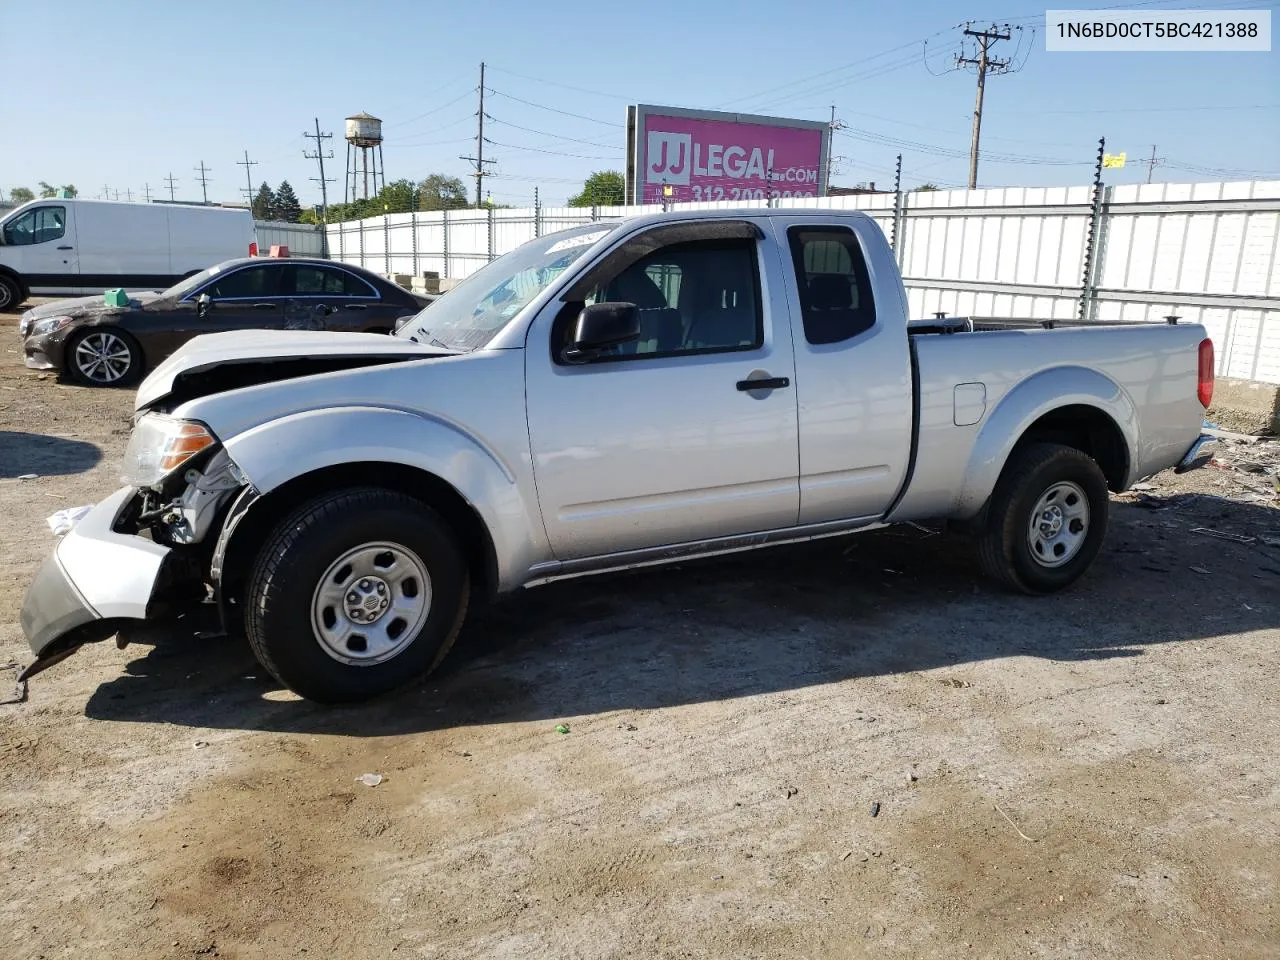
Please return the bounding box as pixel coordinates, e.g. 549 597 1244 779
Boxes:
19 415 251 681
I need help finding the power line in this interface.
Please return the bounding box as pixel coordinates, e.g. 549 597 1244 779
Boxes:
486 117 620 150
487 65 635 101
303 118 335 221
485 88 620 127
193 161 211 204
956 23 1015 188
484 138 621 161
237 150 258 209
383 87 477 129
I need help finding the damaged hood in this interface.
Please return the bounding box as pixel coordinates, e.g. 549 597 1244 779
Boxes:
24 292 163 321
135 329 455 411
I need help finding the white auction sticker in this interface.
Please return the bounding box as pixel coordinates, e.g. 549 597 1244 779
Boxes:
546 230 609 254
1046 9 1271 51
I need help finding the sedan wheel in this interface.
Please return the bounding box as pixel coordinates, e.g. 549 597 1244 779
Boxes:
70 329 141 386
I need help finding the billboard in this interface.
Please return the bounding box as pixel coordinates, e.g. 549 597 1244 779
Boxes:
625 104 831 206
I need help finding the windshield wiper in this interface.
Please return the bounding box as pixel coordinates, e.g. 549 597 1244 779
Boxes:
408 330 453 350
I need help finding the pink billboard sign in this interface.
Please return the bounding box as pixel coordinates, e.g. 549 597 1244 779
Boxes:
630 105 830 205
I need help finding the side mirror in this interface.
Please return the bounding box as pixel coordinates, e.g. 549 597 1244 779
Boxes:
563 301 640 363
196 293 213 316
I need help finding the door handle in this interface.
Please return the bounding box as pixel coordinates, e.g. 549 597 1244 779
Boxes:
252 302 277 310
736 376 790 391
347 304 367 310
56 245 73 250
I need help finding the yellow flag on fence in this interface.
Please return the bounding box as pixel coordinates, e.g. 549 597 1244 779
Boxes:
1102 152 1127 169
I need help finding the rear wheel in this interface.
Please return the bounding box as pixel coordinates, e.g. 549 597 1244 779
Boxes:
244 487 469 703
977 442 1109 594
67 328 142 386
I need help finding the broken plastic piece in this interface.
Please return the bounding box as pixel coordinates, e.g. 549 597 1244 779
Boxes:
357 773 383 787
46 505 93 536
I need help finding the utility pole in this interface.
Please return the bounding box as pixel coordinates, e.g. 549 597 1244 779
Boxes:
193 161 211 204
957 23 1012 189
460 62 496 207
163 173 178 202
124 188 133 202
237 150 258 210
1144 144 1165 184
101 184 111 200
303 118 336 222
826 104 836 194
142 183 153 202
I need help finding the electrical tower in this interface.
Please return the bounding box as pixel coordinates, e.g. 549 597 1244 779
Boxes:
194 161 211 204
957 23 1013 189
460 62 496 207
303 118 336 221
237 150 258 209
164 173 178 201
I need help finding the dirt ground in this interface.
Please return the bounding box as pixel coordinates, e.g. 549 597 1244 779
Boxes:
1 316 1278 960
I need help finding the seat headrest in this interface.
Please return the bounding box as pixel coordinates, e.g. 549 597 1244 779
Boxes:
808 274 852 310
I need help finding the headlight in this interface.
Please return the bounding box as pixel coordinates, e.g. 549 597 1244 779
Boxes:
121 415 218 488
18 310 35 336
27 315 74 338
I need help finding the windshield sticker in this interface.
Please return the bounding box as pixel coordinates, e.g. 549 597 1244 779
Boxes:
546 230 609 254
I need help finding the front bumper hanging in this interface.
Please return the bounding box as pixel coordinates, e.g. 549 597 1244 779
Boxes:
19 487 173 680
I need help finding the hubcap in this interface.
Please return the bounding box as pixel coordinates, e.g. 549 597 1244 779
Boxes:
1027 481 1090 568
74 332 133 383
0 284 12 309
310 541 432 665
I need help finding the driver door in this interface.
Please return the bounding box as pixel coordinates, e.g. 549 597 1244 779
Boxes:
524 220 801 561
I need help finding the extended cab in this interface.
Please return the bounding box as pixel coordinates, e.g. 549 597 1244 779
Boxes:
19 209 1218 702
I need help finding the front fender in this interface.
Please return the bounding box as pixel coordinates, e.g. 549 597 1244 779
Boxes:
955 366 1139 517
221 405 543 590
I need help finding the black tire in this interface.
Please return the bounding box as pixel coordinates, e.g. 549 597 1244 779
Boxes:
976 442 1109 594
66 327 143 387
0 274 22 312
244 487 470 704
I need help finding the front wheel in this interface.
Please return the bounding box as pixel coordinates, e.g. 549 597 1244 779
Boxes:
0 274 21 312
976 442 1110 594
244 487 470 703
67 328 143 386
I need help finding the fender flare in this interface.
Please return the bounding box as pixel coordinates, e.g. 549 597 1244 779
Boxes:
955 365 1139 518
220 405 545 591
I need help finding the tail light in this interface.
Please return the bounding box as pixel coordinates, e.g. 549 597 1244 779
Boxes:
248 241 258 257
1197 337 1214 408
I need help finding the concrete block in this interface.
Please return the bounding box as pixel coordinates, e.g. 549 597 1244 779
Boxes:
1207 377 1280 436
392 273 413 288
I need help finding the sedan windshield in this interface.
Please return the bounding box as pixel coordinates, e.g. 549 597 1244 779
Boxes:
163 262 230 300
396 224 614 351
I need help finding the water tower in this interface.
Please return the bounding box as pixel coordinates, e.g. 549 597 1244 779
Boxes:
344 112 385 203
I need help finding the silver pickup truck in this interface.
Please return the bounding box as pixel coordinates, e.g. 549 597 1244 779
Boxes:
20 208 1218 702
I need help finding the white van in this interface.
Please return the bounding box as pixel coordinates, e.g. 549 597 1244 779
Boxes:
0 198 258 310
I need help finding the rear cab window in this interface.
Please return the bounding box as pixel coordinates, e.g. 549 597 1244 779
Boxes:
785 226 877 344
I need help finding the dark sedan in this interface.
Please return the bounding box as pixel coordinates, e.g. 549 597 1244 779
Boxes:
21 256 429 386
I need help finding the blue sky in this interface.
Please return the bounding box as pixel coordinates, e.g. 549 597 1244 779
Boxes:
4 0 1276 206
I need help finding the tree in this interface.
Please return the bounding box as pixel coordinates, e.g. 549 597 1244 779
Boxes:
252 182 276 220
417 174 468 211
273 181 302 222
378 178 418 214
9 187 34 204
61 184 78 198
38 181 57 198
912 183 940 192
567 170 625 207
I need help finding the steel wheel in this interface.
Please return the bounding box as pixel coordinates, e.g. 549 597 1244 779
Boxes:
73 330 136 384
310 541 433 666
1027 480 1090 568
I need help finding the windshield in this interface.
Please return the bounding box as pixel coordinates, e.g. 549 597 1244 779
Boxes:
395 224 614 351
163 261 230 300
